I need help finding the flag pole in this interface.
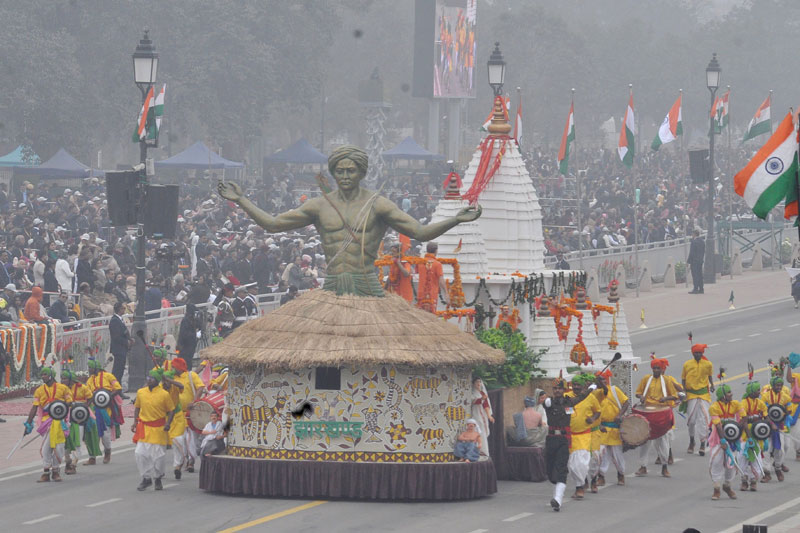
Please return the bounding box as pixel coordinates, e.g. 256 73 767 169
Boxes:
630 83 640 298
727 85 733 279
573 87 583 272
795 107 800 244
679 88 684 153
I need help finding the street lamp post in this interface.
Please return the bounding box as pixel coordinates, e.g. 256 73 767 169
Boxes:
129 30 158 390
487 42 506 97
704 53 721 285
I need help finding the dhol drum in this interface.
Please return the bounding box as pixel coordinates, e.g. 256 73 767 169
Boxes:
620 414 650 447
70 403 91 425
187 391 226 433
632 405 674 440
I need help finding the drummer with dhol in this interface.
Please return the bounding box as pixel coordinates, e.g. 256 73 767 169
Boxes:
708 384 745 500
635 358 679 478
594 370 630 487
171 357 206 474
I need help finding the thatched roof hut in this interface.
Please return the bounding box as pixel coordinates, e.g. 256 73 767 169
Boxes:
200 290 504 370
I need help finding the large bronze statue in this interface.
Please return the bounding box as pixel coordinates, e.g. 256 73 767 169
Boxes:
218 145 480 296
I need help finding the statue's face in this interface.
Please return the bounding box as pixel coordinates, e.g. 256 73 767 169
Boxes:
333 158 363 192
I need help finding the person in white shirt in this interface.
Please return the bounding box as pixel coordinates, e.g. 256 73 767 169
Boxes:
33 255 45 287
55 252 75 294
200 411 225 457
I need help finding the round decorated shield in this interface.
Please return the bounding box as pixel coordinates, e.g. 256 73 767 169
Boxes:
721 419 741 441
93 389 112 409
48 400 69 421
752 420 772 440
768 404 787 424
70 403 90 425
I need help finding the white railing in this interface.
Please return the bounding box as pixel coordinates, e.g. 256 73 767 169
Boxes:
4 291 288 389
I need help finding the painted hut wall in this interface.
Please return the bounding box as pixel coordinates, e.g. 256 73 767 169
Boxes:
226 365 472 462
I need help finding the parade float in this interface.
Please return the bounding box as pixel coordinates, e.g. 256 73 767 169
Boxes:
199 145 504 501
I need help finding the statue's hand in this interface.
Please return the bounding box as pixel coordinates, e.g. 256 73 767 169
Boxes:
218 180 243 202
455 204 482 223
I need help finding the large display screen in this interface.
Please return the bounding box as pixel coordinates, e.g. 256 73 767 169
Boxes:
433 0 476 99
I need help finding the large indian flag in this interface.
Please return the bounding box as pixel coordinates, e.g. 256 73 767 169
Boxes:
558 101 575 175
742 93 772 143
734 112 797 220
651 93 682 151
618 92 635 168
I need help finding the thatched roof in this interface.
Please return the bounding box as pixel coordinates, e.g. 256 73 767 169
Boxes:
199 290 504 370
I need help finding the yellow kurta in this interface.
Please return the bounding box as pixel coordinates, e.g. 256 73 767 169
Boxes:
164 383 187 438
87 371 122 417
33 383 73 446
570 393 601 452
134 385 175 446
599 386 629 446
681 358 713 401
175 371 205 411
636 374 677 407
210 372 228 391
709 400 744 424
762 386 794 416
70 383 92 403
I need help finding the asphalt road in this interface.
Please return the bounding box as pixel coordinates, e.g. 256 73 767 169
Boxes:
1 299 799 533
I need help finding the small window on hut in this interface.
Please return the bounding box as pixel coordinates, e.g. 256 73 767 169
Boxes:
315 367 341 390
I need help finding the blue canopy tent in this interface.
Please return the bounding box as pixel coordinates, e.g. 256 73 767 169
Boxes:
263 138 327 165
14 148 102 178
155 141 244 170
382 137 444 161
0 146 39 167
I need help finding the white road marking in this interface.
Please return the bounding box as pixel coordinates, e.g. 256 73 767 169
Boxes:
716 495 800 533
728 338 741 342
769 328 782 332
23 514 61 525
86 498 122 508
747 333 762 337
502 512 533 522
769 511 800 532
162 483 178 488
788 323 800 328
467 530 489 533
708 343 720 347
663 353 676 359
0 469 44 482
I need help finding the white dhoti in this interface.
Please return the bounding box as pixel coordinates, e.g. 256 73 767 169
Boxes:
568 449 591 486
739 445 764 482
100 431 111 452
769 432 786 469
589 448 601 479
709 444 736 486
600 444 625 475
172 434 188 468
686 398 710 443
135 442 166 480
41 439 64 471
184 428 198 464
639 434 670 467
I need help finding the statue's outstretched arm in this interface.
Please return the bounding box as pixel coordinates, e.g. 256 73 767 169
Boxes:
218 181 313 232
378 197 481 242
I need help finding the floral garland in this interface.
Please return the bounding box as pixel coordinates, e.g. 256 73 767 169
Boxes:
16 326 28 379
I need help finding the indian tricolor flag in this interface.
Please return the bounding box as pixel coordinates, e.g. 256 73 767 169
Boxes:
712 90 729 133
132 84 166 142
742 93 772 143
651 93 682 151
734 112 798 220
480 96 509 132
558 101 575 175
618 91 635 168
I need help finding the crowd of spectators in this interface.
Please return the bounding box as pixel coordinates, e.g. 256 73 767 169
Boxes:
522 145 759 256
0 143 766 328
